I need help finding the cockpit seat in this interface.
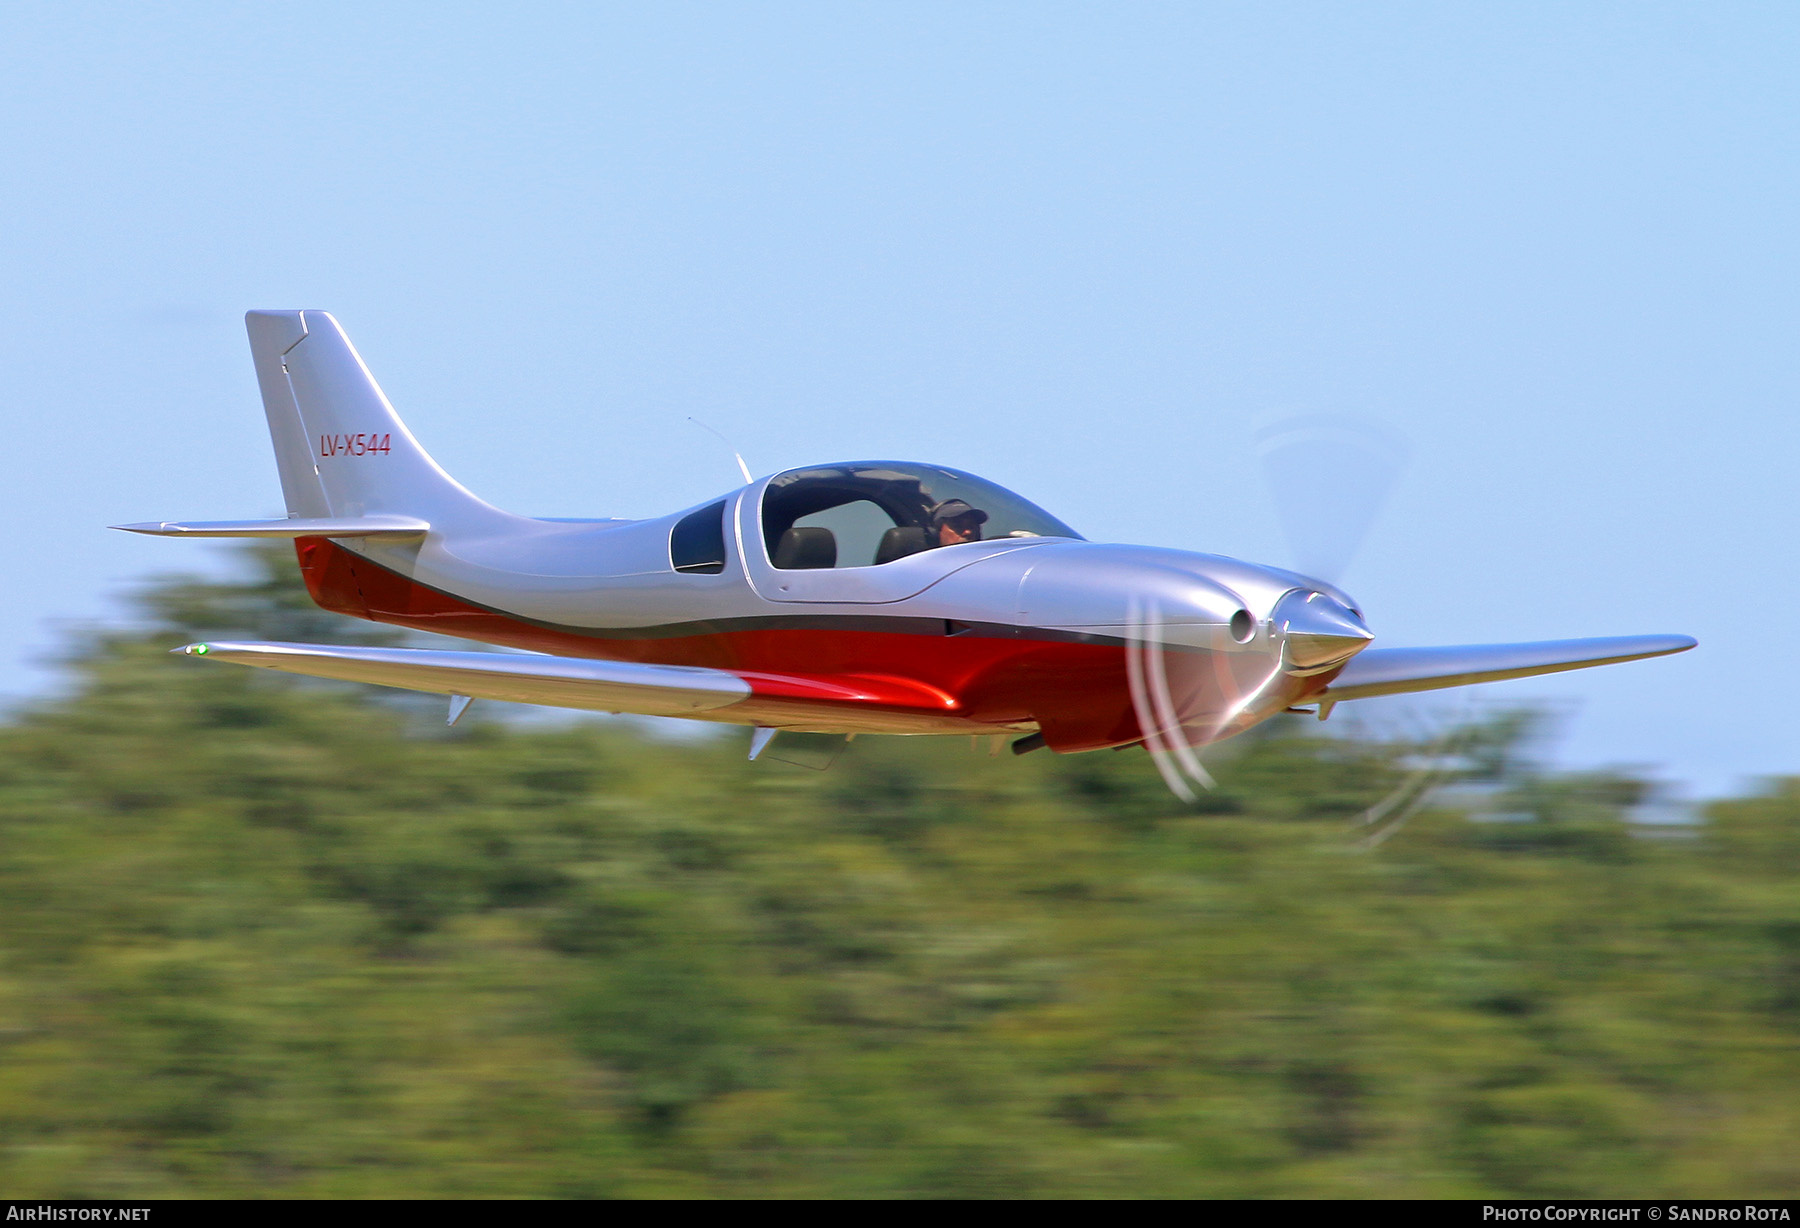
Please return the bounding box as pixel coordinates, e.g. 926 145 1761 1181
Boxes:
875 525 929 565
773 526 837 570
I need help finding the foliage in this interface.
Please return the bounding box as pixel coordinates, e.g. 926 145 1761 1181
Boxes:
0 545 1793 1197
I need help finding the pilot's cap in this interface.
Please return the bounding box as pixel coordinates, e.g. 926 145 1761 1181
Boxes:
929 499 989 525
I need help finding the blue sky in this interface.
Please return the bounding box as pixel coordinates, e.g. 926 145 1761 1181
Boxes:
1 3 1793 795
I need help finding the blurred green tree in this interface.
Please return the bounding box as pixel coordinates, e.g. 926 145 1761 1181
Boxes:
0 545 1790 1198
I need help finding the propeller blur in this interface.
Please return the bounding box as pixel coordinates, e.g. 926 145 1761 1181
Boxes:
115 312 1696 794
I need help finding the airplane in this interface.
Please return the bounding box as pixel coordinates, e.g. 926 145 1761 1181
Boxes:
114 310 1696 798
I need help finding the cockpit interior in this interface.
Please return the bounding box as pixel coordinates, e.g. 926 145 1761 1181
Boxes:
758 462 1082 571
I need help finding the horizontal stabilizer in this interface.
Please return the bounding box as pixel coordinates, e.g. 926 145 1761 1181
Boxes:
1321 634 1696 702
173 640 750 717
112 516 430 538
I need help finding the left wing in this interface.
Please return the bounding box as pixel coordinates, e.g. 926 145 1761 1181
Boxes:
175 641 750 717
1319 634 1695 702
172 640 972 733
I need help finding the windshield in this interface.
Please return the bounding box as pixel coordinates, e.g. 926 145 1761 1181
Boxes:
762 461 1081 570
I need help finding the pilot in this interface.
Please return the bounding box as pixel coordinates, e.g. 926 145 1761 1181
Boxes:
929 499 989 547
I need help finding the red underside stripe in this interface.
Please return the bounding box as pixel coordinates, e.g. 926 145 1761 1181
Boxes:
291 537 1324 749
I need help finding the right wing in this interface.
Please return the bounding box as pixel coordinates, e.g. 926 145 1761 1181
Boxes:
1319 634 1696 702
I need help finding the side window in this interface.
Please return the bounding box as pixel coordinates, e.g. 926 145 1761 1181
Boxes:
671 501 729 575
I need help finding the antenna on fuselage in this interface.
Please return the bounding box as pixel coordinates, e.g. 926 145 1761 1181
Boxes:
687 417 754 485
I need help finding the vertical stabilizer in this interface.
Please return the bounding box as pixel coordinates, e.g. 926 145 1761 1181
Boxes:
244 310 505 527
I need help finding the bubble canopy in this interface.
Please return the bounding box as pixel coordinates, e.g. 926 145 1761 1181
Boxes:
761 462 1083 570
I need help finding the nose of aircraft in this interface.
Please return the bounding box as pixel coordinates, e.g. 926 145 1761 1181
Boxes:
1274 589 1375 672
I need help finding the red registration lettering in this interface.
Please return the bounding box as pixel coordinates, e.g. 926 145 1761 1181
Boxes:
319 433 393 458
